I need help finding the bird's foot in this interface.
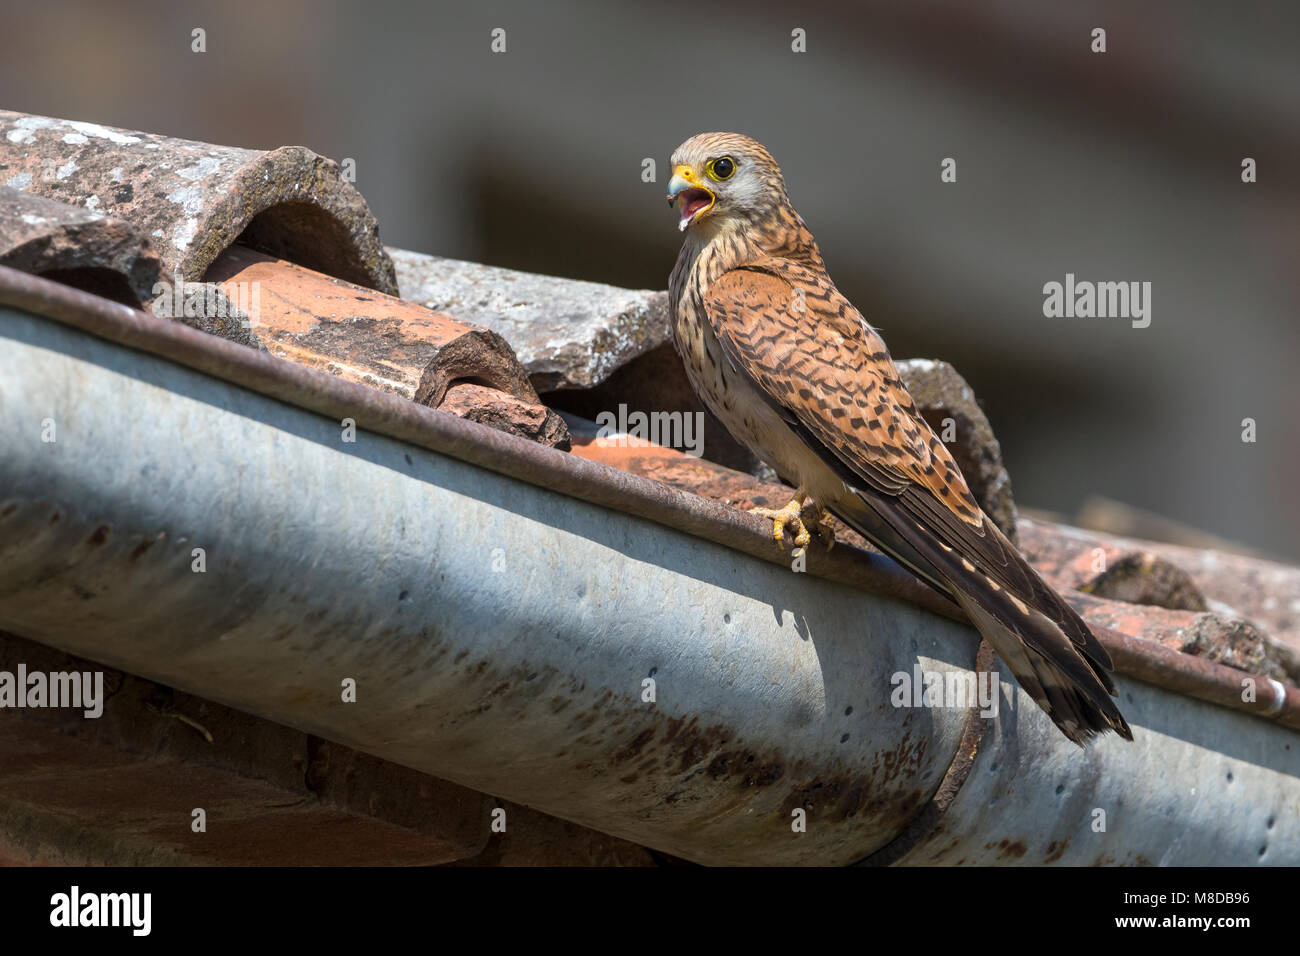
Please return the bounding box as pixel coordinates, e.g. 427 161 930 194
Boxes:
749 492 814 556
804 502 836 552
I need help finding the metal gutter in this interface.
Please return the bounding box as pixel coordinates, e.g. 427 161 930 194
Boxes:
560 415 1300 732
1 266 1297 865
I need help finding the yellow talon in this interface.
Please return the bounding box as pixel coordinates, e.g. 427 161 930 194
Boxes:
749 492 813 556
810 506 836 552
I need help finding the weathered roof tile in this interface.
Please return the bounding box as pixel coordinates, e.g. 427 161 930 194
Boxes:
0 110 397 296
0 185 160 307
390 246 670 392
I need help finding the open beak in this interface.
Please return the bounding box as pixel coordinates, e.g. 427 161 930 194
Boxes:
666 165 715 232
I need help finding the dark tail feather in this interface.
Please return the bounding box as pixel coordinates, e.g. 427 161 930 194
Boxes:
835 494 1132 745
952 590 1132 745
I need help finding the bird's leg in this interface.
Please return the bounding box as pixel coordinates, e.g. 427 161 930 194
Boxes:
802 499 836 552
749 490 813 555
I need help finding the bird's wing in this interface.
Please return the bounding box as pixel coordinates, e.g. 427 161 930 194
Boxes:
701 260 1131 743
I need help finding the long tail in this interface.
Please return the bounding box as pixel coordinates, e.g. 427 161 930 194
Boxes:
833 493 1133 745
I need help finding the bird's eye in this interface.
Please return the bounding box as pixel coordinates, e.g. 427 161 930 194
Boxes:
707 156 736 181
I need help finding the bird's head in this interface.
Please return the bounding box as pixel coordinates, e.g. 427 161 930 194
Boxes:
667 132 788 233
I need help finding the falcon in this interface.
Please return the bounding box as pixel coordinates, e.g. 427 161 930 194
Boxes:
665 132 1132 745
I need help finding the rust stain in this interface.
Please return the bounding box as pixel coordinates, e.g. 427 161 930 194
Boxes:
613 728 656 763
129 538 156 561
871 733 928 786
705 750 785 788
984 838 1027 859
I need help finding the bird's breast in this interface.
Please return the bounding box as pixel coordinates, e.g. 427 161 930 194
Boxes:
668 256 845 503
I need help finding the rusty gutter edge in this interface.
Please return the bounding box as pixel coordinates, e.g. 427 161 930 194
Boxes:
0 264 1294 732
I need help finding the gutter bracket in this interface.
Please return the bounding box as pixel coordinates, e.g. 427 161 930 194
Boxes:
854 640 996 867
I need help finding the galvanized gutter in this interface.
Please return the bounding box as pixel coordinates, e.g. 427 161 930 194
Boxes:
1 266 1297 865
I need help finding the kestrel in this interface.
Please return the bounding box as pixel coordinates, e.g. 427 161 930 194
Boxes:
666 132 1132 745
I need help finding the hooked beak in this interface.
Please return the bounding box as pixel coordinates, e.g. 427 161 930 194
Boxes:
666 165 715 232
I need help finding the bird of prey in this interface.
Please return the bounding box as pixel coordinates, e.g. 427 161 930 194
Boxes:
665 132 1132 745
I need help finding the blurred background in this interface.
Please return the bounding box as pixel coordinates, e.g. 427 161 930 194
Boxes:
2 0 1297 559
